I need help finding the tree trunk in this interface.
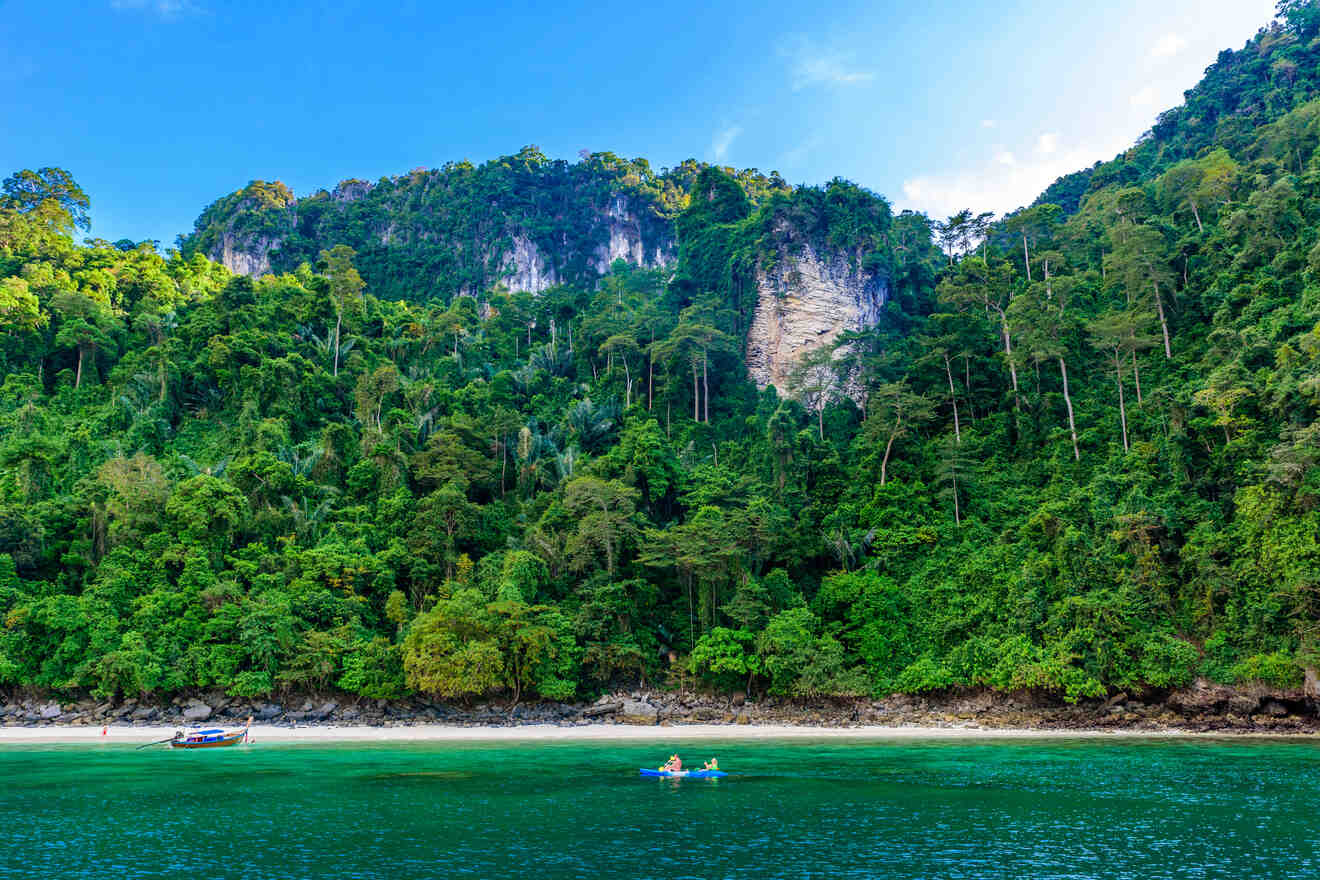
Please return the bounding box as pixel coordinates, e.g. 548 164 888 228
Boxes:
1022 233 1032 282
1153 282 1172 358
1190 201 1203 233
817 404 824 441
75 346 84 389
998 311 1020 404
702 351 709 424
1059 356 1079 461
1115 352 1130 453
692 363 699 422
1131 350 1143 404
881 415 901 486
623 360 631 408
944 354 961 444
333 312 342 377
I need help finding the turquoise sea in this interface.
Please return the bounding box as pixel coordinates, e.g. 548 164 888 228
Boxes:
2 736 1318 878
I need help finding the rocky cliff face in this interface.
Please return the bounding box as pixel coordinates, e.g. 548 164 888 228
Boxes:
745 222 887 400
592 195 676 276
500 234 560 293
204 187 675 293
494 195 675 294
218 230 280 277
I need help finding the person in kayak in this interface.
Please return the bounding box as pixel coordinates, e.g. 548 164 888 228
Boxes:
660 754 682 772
702 758 719 771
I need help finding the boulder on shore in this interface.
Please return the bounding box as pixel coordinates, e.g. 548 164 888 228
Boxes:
182 702 212 722
617 700 659 725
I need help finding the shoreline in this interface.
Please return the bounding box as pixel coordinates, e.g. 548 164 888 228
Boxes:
1 722 1316 745
5 679 1318 742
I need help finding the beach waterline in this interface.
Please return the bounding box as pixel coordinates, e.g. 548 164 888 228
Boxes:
4 735 1320 879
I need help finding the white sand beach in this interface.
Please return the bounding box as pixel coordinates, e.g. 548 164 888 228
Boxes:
0 722 1287 745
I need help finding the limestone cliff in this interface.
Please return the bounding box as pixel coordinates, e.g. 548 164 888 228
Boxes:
217 230 279 277
592 195 676 276
183 151 683 299
745 221 888 399
496 195 675 294
191 180 296 279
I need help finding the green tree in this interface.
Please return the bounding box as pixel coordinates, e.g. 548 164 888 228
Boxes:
321 244 365 377
863 381 935 485
562 476 640 577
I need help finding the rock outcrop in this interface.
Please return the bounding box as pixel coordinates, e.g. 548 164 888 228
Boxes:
218 231 279 277
494 196 673 294
500 234 560 294
745 222 887 401
199 178 675 292
592 195 676 276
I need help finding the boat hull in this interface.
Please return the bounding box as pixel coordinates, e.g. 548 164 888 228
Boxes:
170 730 247 749
639 769 726 778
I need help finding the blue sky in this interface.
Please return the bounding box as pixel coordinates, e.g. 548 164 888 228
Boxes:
0 0 1278 247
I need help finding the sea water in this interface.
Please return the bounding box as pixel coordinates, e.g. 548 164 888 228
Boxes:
2 737 1318 878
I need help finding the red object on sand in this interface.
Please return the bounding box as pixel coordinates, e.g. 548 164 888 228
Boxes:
101 726 107 736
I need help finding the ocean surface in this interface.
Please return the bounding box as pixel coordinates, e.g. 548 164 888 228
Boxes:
2 736 1318 878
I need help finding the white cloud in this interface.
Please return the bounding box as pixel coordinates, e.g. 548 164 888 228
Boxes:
780 137 823 168
709 125 742 162
1036 132 1059 155
111 0 199 16
1150 33 1189 60
782 40 875 90
1130 85 1158 109
981 119 997 129
900 133 1130 221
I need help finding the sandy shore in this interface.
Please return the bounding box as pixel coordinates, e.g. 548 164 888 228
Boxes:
2 722 1305 744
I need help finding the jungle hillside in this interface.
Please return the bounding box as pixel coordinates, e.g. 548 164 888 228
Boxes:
2 2 1320 707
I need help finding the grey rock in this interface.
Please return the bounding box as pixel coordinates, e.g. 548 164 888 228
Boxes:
745 226 887 402
182 702 212 722
618 700 659 725
308 700 338 720
254 704 282 721
39 701 62 720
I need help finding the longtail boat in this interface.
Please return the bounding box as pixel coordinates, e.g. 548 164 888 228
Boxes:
169 716 252 749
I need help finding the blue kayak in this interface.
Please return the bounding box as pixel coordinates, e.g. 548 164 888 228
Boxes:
640 768 726 778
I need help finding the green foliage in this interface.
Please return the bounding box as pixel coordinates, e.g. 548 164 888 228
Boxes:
4 11 1320 711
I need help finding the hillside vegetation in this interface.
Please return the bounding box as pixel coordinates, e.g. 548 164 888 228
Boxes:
0 3 1318 705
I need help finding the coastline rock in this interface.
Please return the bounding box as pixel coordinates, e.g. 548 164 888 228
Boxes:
307 701 338 721
254 703 282 721
182 702 212 722
617 700 659 725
